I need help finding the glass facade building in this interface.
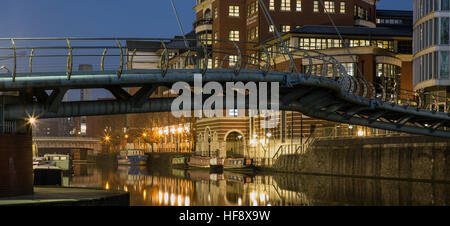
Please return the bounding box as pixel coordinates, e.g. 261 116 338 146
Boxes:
413 0 450 111
413 0 450 96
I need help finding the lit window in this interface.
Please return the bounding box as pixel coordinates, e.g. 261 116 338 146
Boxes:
281 25 291 33
229 109 239 117
269 0 275 11
269 25 275 32
324 1 335 13
229 30 239 41
296 0 302 12
340 2 346 14
248 2 258 16
249 27 256 40
229 56 238 67
313 1 319 12
281 0 291 11
207 58 213 69
214 57 219 68
229 5 239 17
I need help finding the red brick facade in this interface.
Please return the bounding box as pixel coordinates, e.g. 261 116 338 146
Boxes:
0 134 33 197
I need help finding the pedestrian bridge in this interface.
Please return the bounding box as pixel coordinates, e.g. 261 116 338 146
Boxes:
0 38 448 138
33 136 102 153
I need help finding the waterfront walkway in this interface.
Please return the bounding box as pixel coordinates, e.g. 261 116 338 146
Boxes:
0 187 129 206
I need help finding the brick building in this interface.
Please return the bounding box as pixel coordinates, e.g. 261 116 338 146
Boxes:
191 0 414 160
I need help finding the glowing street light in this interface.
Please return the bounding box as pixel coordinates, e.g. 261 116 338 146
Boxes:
27 116 37 126
104 135 111 142
357 130 364 136
142 132 148 137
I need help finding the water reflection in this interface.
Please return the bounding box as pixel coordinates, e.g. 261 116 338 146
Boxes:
66 163 450 206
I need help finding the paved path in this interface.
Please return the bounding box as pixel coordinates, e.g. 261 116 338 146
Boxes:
0 187 129 206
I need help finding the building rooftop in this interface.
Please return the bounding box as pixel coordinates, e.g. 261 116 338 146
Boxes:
290 25 412 37
376 9 413 18
126 41 164 52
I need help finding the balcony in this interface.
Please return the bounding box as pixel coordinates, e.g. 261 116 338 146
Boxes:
194 18 213 34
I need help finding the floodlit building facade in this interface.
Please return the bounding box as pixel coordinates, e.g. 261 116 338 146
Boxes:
413 0 450 112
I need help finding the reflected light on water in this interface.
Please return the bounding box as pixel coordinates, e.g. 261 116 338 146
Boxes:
177 195 182 206
68 165 317 206
66 164 446 207
260 193 266 202
170 193 176 206
164 192 169 205
185 196 190 206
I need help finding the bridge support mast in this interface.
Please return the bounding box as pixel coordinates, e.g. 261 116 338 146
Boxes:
0 93 33 197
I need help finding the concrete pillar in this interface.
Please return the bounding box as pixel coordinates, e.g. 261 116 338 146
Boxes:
0 134 33 197
0 94 34 197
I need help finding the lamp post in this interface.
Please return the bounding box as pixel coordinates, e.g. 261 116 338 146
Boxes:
266 132 272 165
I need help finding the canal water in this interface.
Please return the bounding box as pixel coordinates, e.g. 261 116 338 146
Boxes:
64 163 450 206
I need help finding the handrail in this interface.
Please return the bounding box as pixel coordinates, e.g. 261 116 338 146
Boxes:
0 37 447 115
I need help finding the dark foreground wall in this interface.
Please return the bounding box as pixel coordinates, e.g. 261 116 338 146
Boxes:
0 134 33 197
273 136 450 182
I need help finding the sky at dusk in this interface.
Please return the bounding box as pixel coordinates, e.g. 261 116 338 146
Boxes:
0 0 413 38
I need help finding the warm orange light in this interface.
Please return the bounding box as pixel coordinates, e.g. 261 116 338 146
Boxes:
124 134 129 139
27 116 37 125
142 132 147 137
104 136 111 142
177 127 183 134
105 182 110 190
357 130 365 136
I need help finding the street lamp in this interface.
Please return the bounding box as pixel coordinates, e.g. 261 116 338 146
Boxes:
28 116 37 125
357 130 365 137
266 133 272 165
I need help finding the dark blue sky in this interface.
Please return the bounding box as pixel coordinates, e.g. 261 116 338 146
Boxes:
0 0 412 38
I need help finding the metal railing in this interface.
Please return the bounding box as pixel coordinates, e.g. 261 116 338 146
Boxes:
193 18 213 28
0 37 447 115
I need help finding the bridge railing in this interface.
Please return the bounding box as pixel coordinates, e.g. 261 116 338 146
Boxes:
0 38 448 114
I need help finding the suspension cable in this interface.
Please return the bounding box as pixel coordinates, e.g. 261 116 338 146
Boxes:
318 0 365 80
169 0 190 49
257 0 300 74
